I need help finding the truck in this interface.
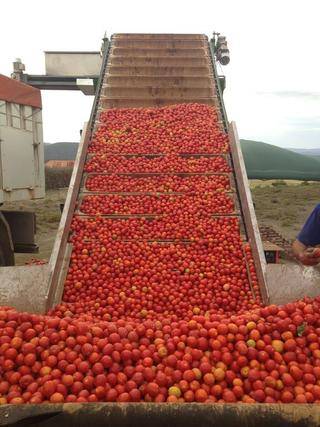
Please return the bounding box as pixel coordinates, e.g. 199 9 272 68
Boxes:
0 73 45 266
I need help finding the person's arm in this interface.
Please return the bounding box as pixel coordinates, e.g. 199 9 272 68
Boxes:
292 239 320 265
293 204 320 266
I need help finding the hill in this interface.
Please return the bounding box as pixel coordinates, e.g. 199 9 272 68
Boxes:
240 140 320 180
43 140 320 181
288 148 320 157
44 143 78 161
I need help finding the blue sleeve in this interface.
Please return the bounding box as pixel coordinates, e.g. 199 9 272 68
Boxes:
297 204 320 246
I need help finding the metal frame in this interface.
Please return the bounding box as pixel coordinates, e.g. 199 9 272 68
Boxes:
21 75 99 91
45 37 110 310
0 212 14 265
208 39 228 131
207 38 268 303
45 123 90 309
207 39 246 226
1 402 320 427
229 122 268 303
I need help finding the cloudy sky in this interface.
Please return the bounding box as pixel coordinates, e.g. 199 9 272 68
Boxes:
1 0 319 149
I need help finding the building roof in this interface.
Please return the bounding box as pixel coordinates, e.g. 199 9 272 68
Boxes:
0 74 42 108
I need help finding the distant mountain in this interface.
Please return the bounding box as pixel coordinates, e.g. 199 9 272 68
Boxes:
288 148 320 156
44 143 78 161
43 140 320 180
241 140 320 180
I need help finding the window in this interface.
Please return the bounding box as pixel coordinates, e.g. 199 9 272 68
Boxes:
0 101 6 126
22 105 33 131
11 103 21 129
24 105 32 117
25 120 33 131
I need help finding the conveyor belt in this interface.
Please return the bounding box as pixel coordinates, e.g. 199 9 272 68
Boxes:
100 34 218 110
47 33 267 310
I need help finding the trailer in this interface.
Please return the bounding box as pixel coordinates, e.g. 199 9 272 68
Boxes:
0 74 45 266
1 33 320 426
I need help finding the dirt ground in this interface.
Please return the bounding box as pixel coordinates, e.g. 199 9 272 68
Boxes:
2 188 67 265
2 180 320 266
250 181 320 241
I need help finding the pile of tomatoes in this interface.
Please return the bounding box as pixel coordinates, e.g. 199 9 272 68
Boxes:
1 103 320 405
89 103 228 155
85 175 230 194
84 154 231 174
79 193 235 216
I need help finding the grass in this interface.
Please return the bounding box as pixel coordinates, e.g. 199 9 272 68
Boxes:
251 181 320 240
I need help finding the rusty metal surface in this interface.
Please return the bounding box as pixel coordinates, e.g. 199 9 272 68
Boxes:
104 76 214 87
102 86 215 98
111 48 208 57
100 98 217 108
0 403 320 427
113 34 208 40
112 40 207 49
109 57 210 67
107 66 212 76
102 33 216 110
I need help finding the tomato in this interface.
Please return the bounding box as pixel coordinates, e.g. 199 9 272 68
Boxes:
1 104 320 404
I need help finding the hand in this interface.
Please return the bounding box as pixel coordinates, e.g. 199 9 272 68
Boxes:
298 248 320 266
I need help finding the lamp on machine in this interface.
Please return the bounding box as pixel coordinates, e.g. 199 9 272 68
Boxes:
11 58 25 81
212 32 230 66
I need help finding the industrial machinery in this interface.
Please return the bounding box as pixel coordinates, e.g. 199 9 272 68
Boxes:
0 74 45 266
5 33 271 310
1 33 320 426
45 32 268 310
